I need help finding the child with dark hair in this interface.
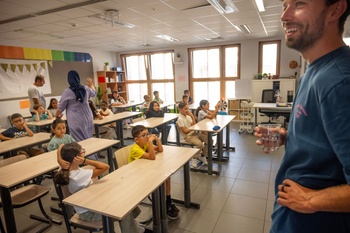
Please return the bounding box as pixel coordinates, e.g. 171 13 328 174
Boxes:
152 90 163 104
88 100 114 139
48 98 58 116
145 101 171 140
47 119 75 152
129 125 179 220
54 143 142 232
195 99 220 122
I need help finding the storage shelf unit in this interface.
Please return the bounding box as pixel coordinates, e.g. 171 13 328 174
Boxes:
97 71 127 102
228 99 251 121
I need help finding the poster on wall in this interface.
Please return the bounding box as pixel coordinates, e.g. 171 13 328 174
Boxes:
0 58 51 100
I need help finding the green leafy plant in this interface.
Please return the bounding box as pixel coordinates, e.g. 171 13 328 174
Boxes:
104 61 109 66
96 86 107 101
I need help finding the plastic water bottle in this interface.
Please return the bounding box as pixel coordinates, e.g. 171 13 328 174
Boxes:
275 90 282 106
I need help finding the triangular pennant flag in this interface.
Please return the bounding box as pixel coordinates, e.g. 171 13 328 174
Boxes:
10 64 16 72
48 61 53 67
18 64 24 72
25 64 31 72
1 64 8 72
33 63 38 71
40 62 46 69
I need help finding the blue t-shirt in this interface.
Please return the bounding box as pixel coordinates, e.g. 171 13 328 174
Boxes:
1 127 28 138
271 46 350 233
32 113 48 121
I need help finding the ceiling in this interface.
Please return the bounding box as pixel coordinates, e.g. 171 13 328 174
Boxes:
0 0 348 52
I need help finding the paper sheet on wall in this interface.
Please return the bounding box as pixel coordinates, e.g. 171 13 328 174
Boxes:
235 79 252 99
0 59 51 100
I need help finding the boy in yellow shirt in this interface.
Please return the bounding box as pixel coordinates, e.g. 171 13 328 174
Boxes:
129 125 179 219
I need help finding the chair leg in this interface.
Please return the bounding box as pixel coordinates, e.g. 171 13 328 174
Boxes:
0 216 5 233
29 198 62 232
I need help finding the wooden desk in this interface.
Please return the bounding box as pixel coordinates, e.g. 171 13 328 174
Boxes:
251 103 292 126
27 116 67 132
93 111 140 146
159 102 175 113
0 137 117 233
188 115 235 175
129 113 179 144
63 145 198 233
0 132 51 156
111 101 143 111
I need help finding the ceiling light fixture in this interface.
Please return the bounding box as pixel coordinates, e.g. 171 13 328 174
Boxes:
207 0 238 14
88 10 135 28
204 36 224 41
254 0 265 12
14 29 64 39
156 34 179 42
235 24 252 34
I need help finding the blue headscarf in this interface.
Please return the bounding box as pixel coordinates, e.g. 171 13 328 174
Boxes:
68 70 86 103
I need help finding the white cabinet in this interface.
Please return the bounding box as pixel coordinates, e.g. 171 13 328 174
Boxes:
252 79 296 103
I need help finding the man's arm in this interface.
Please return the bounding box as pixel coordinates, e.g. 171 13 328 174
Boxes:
32 97 39 105
277 179 350 213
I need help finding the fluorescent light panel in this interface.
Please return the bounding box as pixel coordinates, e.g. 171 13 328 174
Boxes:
14 29 64 39
156 34 179 42
235 24 252 34
207 0 238 14
255 0 265 12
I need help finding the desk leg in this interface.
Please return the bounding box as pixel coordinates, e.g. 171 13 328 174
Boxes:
116 120 124 147
217 131 223 161
106 146 114 172
1 187 16 233
254 108 258 126
102 216 114 233
151 189 162 233
94 125 100 138
207 132 213 175
159 184 168 233
161 124 167 145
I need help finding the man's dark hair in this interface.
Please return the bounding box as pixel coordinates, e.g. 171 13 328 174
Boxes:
132 125 147 138
35 74 44 82
10 113 23 121
184 90 189 94
326 0 350 33
153 90 159 95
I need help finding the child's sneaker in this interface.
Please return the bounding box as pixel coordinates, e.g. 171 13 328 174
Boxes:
167 206 179 220
198 155 208 165
169 201 180 213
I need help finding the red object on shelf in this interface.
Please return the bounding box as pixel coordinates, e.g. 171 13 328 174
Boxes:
98 76 105 83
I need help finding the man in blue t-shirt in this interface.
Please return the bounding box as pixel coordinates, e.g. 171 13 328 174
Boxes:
255 0 350 232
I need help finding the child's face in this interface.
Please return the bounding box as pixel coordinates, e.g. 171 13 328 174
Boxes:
183 97 188 103
113 92 119 98
179 105 189 115
101 103 107 110
37 106 45 114
12 117 24 129
135 129 149 146
154 92 159 97
51 100 58 109
202 103 209 111
144 95 150 101
53 123 66 138
152 102 160 111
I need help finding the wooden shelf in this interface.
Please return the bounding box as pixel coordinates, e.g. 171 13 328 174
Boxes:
97 70 128 102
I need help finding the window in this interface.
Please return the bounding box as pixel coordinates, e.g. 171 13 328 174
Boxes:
259 40 281 75
189 44 240 104
122 51 175 103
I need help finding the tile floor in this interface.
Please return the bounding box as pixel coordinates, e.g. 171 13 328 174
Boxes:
0 122 284 233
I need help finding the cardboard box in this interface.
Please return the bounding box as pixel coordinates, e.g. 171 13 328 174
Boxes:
229 100 239 109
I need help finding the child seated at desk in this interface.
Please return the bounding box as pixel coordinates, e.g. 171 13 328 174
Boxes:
48 98 58 117
140 94 150 113
88 100 115 139
129 125 179 220
177 102 208 168
54 142 143 232
195 99 220 122
152 90 164 104
145 101 171 141
0 113 44 156
32 104 53 122
182 95 189 105
47 119 75 152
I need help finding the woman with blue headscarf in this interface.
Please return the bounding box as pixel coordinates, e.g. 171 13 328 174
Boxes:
56 70 97 144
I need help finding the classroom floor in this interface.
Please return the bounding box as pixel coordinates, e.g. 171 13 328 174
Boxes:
0 122 284 233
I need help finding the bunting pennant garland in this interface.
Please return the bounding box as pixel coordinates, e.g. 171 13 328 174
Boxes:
25 64 31 72
18 64 24 72
33 63 38 71
10 64 16 72
40 62 46 69
48 61 53 67
1 63 8 72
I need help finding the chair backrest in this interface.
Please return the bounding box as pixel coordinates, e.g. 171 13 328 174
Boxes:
261 89 276 103
217 111 228 115
0 154 27 167
114 145 133 168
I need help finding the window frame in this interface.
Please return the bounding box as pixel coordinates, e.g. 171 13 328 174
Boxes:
258 40 281 76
